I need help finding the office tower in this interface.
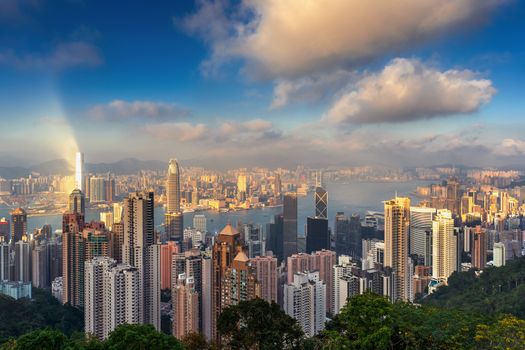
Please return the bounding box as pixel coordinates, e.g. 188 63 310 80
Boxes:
0 242 11 281
172 273 199 339
85 257 140 340
193 214 207 233
237 173 248 201
333 255 355 314
348 214 362 258
410 206 436 266
283 192 298 259
384 197 411 301
251 255 278 303
62 212 85 307
14 239 31 282
105 177 115 202
100 212 114 231
122 191 160 330
201 255 212 340
334 212 350 256
48 238 62 283
160 241 179 290
315 186 328 219
90 177 106 203
243 223 265 258
284 271 326 337
113 203 123 224
221 248 259 308
69 189 85 216
0 217 9 242
10 208 27 243
493 242 505 267
166 212 184 242
306 217 329 253
111 222 124 263
472 226 487 269
211 223 243 340
266 214 284 262
431 209 457 282
32 242 49 288
75 152 84 192
167 159 181 213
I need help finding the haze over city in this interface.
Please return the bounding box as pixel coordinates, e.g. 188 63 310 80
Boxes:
0 0 524 168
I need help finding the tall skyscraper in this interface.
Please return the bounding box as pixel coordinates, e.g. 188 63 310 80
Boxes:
113 203 123 224
221 249 259 311
85 257 140 340
472 226 487 270
410 206 436 266
314 186 328 219
123 191 160 330
283 192 298 259
10 208 27 242
75 152 84 192
0 217 9 242
237 173 248 201
69 189 85 216
306 217 329 253
251 255 278 304
493 242 505 267
32 242 49 288
110 222 124 264
266 214 283 262
284 271 326 337
431 209 456 282
172 273 199 339
160 241 179 290
14 239 31 282
193 214 207 233
90 177 106 203
384 197 411 301
334 212 350 256
0 242 11 281
333 255 355 314
166 159 183 241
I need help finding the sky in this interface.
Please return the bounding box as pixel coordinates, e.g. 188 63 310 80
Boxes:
0 0 524 169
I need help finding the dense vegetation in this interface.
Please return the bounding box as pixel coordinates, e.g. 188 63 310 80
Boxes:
0 288 83 344
424 256 525 318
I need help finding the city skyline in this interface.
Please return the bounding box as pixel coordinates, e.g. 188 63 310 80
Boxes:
0 1 524 168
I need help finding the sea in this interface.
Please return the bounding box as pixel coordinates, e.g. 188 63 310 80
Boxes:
0 180 430 236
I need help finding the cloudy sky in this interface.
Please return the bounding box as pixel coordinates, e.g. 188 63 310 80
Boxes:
0 0 524 168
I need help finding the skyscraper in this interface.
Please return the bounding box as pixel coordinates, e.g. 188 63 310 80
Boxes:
266 214 284 262
0 242 11 281
334 212 350 256
160 241 179 290
62 212 85 307
89 177 106 203
306 217 329 253
123 191 160 330
251 255 278 303
193 214 207 233
172 273 199 339
431 209 456 282
410 206 436 266
166 159 183 241
384 197 411 301
472 226 487 270
69 189 85 216
221 249 259 310
493 242 505 267
283 192 298 259
14 239 31 282
75 152 84 192
314 186 328 219
10 208 27 242
32 242 49 288
0 217 9 242
85 257 140 340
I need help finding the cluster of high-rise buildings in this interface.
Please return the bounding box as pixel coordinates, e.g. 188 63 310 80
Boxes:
1 156 525 343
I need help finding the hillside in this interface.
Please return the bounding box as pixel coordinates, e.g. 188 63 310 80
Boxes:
423 257 525 318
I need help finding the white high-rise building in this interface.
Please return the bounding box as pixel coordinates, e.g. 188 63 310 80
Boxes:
123 191 160 330
283 271 326 337
85 257 140 340
333 255 355 314
193 215 207 234
113 203 123 224
493 242 506 267
409 207 436 266
431 209 457 282
75 152 84 192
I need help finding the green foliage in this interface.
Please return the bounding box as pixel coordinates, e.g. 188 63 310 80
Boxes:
425 256 525 318
104 324 183 350
475 315 525 350
181 332 214 350
217 298 305 350
0 288 83 344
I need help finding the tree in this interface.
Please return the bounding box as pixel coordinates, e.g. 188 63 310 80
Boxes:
9 329 68 350
475 315 525 350
217 298 304 350
104 324 183 350
323 292 393 350
181 332 213 350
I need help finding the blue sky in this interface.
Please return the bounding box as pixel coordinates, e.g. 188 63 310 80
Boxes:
0 0 524 168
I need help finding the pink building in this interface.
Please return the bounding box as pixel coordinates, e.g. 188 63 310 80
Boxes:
251 255 278 303
172 273 199 339
161 241 179 290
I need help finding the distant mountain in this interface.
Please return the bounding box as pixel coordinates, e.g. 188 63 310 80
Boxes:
0 158 167 179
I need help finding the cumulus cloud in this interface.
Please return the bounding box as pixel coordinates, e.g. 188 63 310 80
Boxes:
181 0 503 79
493 139 525 156
0 41 102 70
324 58 495 124
144 122 209 142
271 70 355 109
88 100 190 121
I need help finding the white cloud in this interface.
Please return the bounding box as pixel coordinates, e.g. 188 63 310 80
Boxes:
88 100 190 121
324 58 495 124
493 139 525 156
219 118 273 134
0 41 102 70
182 0 503 79
144 122 209 142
